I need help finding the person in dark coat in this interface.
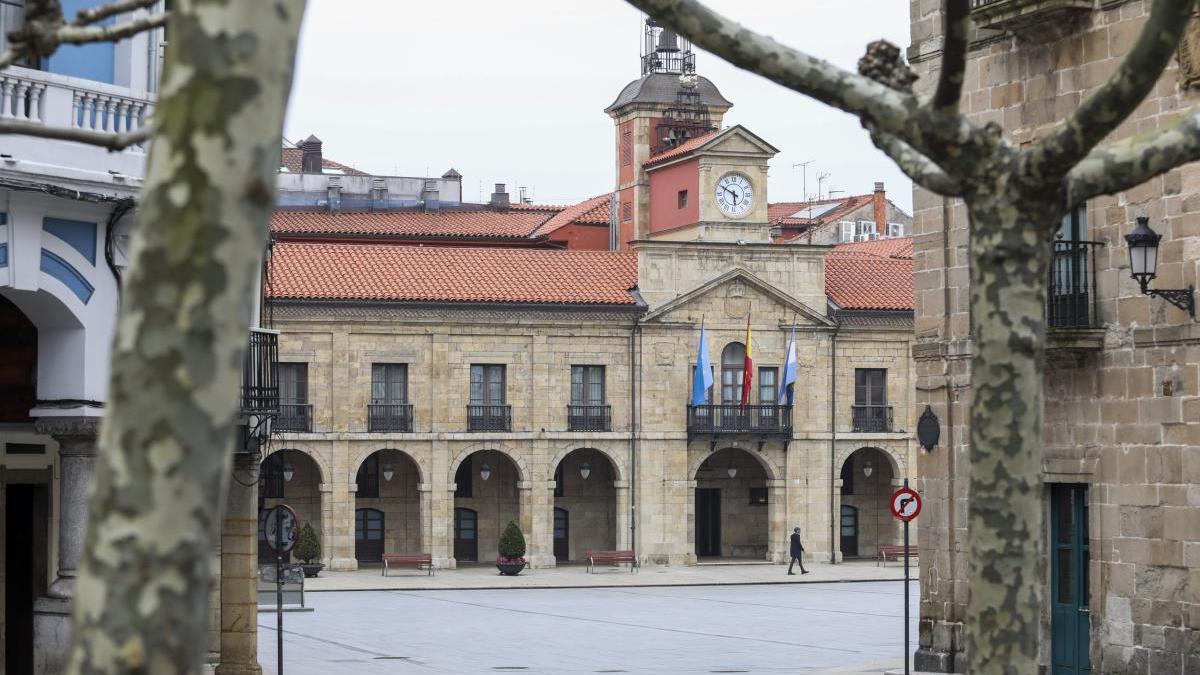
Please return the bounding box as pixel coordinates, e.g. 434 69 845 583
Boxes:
788 527 808 575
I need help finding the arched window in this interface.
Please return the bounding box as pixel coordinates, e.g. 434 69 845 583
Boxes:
721 342 746 404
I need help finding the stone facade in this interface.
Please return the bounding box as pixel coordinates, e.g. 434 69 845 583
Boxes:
909 2 1200 672
266 243 918 572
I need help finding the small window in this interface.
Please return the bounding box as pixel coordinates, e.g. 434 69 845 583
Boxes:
455 456 473 498
678 190 688 209
5 443 45 455
356 454 379 498
854 369 887 406
748 487 768 505
621 201 633 223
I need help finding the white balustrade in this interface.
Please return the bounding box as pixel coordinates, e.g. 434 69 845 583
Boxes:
0 66 154 152
0 74 47 123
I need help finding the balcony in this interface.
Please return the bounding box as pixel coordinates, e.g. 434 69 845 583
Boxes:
467 404 511 432
686 404 793 441
970 0 1092 31
276 404 312 432
368 404 413 433
241 328 279 416
1047 239 1106 350
851 405 894 433
567 404 611 432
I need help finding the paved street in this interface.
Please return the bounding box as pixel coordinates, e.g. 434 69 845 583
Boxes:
258 581 918 674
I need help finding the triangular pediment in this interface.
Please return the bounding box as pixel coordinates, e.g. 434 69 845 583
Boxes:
642 267 833 327
695 124 779 159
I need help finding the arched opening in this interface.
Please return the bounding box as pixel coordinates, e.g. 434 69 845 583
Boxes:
720 342 746 404
452 450 520 563
552 448 617 563
0 294 37 423
839 447 897 559
353 449 421 564
693 447 769 560
258 449 322 564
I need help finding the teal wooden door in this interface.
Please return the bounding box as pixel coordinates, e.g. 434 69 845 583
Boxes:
1051 484 1090 675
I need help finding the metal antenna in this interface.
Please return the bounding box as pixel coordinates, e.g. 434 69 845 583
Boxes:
793 161 814 221
817 171 831 200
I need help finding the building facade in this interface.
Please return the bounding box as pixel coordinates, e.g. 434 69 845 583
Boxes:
909 2 1200 673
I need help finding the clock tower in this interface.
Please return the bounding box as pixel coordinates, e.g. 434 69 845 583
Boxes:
605 18 732 248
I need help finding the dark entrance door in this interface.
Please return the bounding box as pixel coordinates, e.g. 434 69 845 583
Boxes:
5 483 48 675
695 488 721 557
554 507 569 562
454 507 478 562
355 508 384 563
1051 484 1091 675
840 505 859 558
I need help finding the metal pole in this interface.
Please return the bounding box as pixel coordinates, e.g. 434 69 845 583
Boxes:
275 508 284 675
903 477 910 675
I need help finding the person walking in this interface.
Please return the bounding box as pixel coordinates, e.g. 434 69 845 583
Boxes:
788 527 809 575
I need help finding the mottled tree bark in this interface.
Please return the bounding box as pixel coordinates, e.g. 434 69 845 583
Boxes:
65 1 306 673
626 0 1200 673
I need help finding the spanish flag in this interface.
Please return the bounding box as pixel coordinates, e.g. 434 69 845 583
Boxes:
741 313 753 408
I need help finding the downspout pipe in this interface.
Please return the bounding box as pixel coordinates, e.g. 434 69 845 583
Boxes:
629 318 640 557
829 312 842 564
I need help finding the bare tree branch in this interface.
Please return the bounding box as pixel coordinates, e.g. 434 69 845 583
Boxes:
624 0 974 156
72 0 160 26
867 123 962 197
1066 107 1200 206
1023 0 1195 183
58 12 167 45
0 2 165 69
0 119 149 151
931 0 969 115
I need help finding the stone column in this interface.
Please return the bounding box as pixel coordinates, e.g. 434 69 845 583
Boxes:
32 415 100 675
530 480 556 568
613 480 631 551
323 482 356 571
442 486 458 569
216 454 262 675
418 482 435 561
767 478 788 563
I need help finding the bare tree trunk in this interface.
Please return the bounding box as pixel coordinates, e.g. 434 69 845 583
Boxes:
66 1 306 672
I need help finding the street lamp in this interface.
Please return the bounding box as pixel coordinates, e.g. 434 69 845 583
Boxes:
863 459 873 478
1125 216 1195 317
382 463 394 482
579 462 591 480
727 459 737 479
480 462 492 481
282 463 294 482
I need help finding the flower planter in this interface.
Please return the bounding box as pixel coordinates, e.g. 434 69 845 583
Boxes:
300 563 324 578
496 561 526 576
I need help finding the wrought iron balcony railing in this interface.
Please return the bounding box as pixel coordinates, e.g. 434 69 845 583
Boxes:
276 404 312 432
567 404 611 432
1048 239 1102 329
852 405 894 433
368 404 413 433
241 328 279 415
467 404 511 432
687 404 793 439
970 0 1092 31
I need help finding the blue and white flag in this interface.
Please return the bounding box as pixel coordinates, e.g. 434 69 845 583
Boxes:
778 322 797 406
691 318 713 405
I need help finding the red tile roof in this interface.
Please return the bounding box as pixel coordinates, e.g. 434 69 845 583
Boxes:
644 129 719 167
269 243 640 305
271 210 552 239
769 195 875 227
279 147 367 176
824 237 913 311
533 194 612 236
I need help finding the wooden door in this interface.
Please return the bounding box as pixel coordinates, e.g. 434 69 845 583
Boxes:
695 488 721 557
355 508 384 563
1051 484 1091 675
454 507 478 562
840 505 859 558
554 507 569 562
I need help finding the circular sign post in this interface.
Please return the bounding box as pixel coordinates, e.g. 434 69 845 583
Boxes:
890 483 920 675
261 504 298 675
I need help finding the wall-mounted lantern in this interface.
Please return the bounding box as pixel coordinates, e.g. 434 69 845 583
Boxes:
1125 216 1195 317
863 459 874 478
726 459 737 479
282 463 294 482
382 463 394 482
918 405 941 452
579 462 591 480
479 462 492 481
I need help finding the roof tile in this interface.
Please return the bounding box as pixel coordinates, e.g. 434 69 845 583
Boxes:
271 209 552 239
824 237 913 311
279 147 367 176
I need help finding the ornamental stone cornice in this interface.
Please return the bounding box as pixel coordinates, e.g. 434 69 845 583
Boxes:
34 416 102 446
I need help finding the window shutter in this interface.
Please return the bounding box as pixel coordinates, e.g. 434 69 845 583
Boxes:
840 221 854 242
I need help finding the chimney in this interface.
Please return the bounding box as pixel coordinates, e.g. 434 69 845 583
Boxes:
326 175 341 212
873 181 887 236
370 177 388 211
421 179 441 212
300 135 323 174
490 183 509 210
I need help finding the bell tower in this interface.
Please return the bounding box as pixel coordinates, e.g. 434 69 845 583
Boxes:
605 18 732 249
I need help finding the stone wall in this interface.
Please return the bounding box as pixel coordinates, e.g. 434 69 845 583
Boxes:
909 2 1200 672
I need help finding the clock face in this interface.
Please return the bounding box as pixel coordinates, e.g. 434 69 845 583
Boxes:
715 172 754 217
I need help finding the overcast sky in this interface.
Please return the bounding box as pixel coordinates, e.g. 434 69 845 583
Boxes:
284 1 914 212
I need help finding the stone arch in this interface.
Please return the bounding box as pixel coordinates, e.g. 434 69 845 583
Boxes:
689 445 780 482
263 446 328 486
348 446 425 485
835 444 904 480
447 444 529 485
547 444 625 482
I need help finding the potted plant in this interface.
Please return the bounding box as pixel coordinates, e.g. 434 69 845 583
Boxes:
294 522 324 577
495 520 527 576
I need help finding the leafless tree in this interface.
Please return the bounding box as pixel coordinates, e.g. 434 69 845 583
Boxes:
626 0 1199 672
1 0 306 672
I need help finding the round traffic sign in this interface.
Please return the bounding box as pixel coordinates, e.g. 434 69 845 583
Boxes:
890 488 922 522
261 504 299 553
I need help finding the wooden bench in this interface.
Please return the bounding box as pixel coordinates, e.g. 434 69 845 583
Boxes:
381 552 435 576
586 549 638 573
876 545 918 567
